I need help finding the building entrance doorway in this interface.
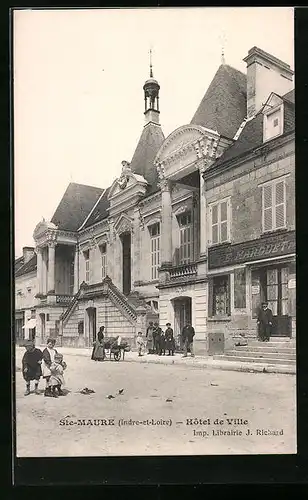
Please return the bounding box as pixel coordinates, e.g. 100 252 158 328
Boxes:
121 232 131 296
172 297 192 348
86 307 97 343
254 265 291 337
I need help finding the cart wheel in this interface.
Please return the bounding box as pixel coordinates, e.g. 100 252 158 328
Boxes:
114 350 121 361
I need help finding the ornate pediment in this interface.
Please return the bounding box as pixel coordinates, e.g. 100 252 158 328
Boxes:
154 124 220 181
114 213 133 236
108 161 148 200
33 220 57 240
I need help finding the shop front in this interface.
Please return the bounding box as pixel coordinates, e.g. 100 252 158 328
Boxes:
207 230 296 339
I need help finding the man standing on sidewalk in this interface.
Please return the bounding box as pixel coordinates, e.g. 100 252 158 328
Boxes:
181 322 195 358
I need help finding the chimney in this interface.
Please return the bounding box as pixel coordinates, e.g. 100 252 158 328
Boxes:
23 246 35 264
243 46 294 118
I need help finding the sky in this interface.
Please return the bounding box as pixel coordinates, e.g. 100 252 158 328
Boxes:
13 7 294 258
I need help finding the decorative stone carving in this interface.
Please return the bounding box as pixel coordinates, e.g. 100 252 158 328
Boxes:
158 177 170 192
156 162 165 180
137 208 145 230
114 214 133 236
117 160 131 190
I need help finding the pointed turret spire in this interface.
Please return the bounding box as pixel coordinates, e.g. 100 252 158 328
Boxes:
143 48 160 125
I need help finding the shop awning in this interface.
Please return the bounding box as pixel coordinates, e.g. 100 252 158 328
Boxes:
22 318 36 330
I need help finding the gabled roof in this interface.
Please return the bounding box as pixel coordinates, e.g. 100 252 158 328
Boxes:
83 187 111 229
15 254 37 278
213 91 294 169
191 64 247 140
129 122 165 193
51 182 104 231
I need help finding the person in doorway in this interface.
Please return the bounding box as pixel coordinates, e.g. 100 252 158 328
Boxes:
49 352 67 397
146 321 155 354
42 338 58 397
91 326 105 361
165 323 175 356
21 340 43 396
257 302 273 342
181 322 195 357
136 331 145 357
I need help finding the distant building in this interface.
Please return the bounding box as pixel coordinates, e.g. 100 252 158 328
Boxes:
15 247 37 342
17 46 294 353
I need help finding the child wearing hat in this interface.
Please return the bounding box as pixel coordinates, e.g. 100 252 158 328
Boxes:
21 340 43 396
48 352 67 397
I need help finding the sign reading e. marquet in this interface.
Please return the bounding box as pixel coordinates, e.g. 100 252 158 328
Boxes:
208 231 295 270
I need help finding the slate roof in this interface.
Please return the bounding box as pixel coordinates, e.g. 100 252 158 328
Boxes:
83 187 111 229
15 254 37 277
283 89 294 104
213 92 294 169
191 64 247 140
129 122 165 192
51 183 104 231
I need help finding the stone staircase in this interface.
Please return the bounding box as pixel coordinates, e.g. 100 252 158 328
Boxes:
213 337 296 366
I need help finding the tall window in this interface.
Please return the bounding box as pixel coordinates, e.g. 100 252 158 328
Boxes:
83 250 90 283
149 223 160 280
262 178 286 233
178 212 192 264
99 243 107 280
209 198 231 245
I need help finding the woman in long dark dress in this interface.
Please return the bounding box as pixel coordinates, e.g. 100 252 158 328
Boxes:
91 326 105 361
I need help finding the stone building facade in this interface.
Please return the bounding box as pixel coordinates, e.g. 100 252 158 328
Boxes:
15 247 37 343
18 45 294 353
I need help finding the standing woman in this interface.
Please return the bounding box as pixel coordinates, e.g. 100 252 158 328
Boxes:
91 326 105 361
146 322 155 354
165 323 175 356
42 338 58 397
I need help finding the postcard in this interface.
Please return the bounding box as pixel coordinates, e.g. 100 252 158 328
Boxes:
13 7 296 459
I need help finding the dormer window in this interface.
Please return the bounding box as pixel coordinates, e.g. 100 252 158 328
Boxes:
263 105 284 142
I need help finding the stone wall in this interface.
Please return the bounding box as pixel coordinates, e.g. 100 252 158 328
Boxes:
205 139 295 244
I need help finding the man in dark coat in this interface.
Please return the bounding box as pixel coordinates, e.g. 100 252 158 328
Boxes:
181 322 195 357
22 340 43 395
257 302 273 342
165 323 175 356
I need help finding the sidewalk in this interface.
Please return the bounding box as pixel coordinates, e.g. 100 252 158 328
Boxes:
17 345 295 375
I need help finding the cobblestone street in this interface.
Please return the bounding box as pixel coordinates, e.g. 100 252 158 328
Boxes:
15 349 296 457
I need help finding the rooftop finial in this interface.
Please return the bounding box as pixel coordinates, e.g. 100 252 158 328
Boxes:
221 47 225 65
149 47 153 77
219 32 226 65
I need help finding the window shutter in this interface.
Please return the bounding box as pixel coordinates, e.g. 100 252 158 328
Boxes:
220 201 228 242
263 185 273 232
227 199 231 241
275 180 285 229
211 204 218 244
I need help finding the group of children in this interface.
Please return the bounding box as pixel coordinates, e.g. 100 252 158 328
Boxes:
136 322 176 357
21 338 67 398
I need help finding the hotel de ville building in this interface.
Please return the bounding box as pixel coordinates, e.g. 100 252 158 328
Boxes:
15 45 295 359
